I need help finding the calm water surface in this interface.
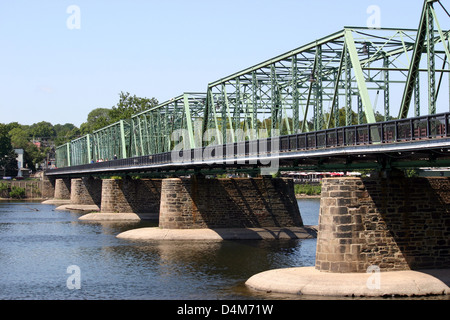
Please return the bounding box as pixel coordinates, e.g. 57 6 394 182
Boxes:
0 200 321 300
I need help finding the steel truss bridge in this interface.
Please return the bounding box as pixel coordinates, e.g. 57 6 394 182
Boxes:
50 0 450 177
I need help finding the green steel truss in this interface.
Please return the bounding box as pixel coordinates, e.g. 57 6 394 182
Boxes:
55 1 449 168
204 23 450 142
56 94 207 167
91 120 131 161
130 93 207 157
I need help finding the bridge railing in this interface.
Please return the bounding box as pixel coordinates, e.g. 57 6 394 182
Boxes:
46 112 450 175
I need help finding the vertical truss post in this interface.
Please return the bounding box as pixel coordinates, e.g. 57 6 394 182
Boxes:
383 54 391 121
66 143 71 167
302 51 319 133
252 72 259 138
183 94 196 149
222 84 234 143
209 89 222 145
86 134 92 163
291 58 300 133
271 65 280 132
315 45 324 131
415 75 421 116
345 45 353 126
427 4 437 115
164 105 171 152
358 96 364 125
119 120 127 159
328 50 345 129
234 78 242 133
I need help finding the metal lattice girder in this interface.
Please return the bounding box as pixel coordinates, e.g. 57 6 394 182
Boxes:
70 134 92 166
130 93 207 157
55 143 70 168
90 119 131 161
204 24 450 143
399 0 450 118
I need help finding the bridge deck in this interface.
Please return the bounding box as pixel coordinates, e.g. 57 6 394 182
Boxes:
46 112 450 177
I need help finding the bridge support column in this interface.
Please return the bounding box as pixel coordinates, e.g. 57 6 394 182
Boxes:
70 177 102 209
316 177 450 273
41 176 70 205
246 176 450 297
41 175 55 199
159 176 303 230
54 178 71 200
80 178 162 221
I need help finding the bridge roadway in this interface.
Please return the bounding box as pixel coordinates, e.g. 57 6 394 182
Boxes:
46 112 450 177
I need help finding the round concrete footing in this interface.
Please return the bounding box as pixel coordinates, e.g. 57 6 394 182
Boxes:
79 212 142 221
245 267 450 298
42 199 71 205
116 227 317 241
55 204 100 212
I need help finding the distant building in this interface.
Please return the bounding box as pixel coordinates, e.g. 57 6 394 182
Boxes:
14 149 30 178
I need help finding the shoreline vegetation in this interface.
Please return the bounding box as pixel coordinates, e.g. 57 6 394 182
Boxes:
294 183 322 197
0 180 322 201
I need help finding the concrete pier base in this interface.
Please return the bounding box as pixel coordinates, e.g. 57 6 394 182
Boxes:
245 267 450 297
79 212 143 222
41 199 71 206
79 178 161 222
117 226 317 241
55 204 100 212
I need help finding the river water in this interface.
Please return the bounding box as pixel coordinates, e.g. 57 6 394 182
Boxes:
0 199 322 300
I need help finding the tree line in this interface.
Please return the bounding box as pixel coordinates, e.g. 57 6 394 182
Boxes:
0 92 158 176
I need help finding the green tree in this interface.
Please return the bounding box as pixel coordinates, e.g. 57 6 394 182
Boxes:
80 108 113 134
30 121 56 140
0 124 18 176
54 123 80 145
9 126 46 171
109 92 158 123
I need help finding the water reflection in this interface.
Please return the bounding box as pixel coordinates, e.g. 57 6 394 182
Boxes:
0 200 320 300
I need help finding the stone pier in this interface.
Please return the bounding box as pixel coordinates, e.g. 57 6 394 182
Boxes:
41 175 56 199
53 177 103 212
41 178 72 206
246 176 450 297
159 176 303 229
80 178 162 221
315 177 450 273
118 176 316 240
54 178 71 200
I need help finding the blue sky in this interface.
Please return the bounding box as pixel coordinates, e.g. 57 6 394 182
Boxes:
0 0 443 126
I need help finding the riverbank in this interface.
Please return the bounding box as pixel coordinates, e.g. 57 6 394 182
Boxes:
295 194 321 199
0 198 46 202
